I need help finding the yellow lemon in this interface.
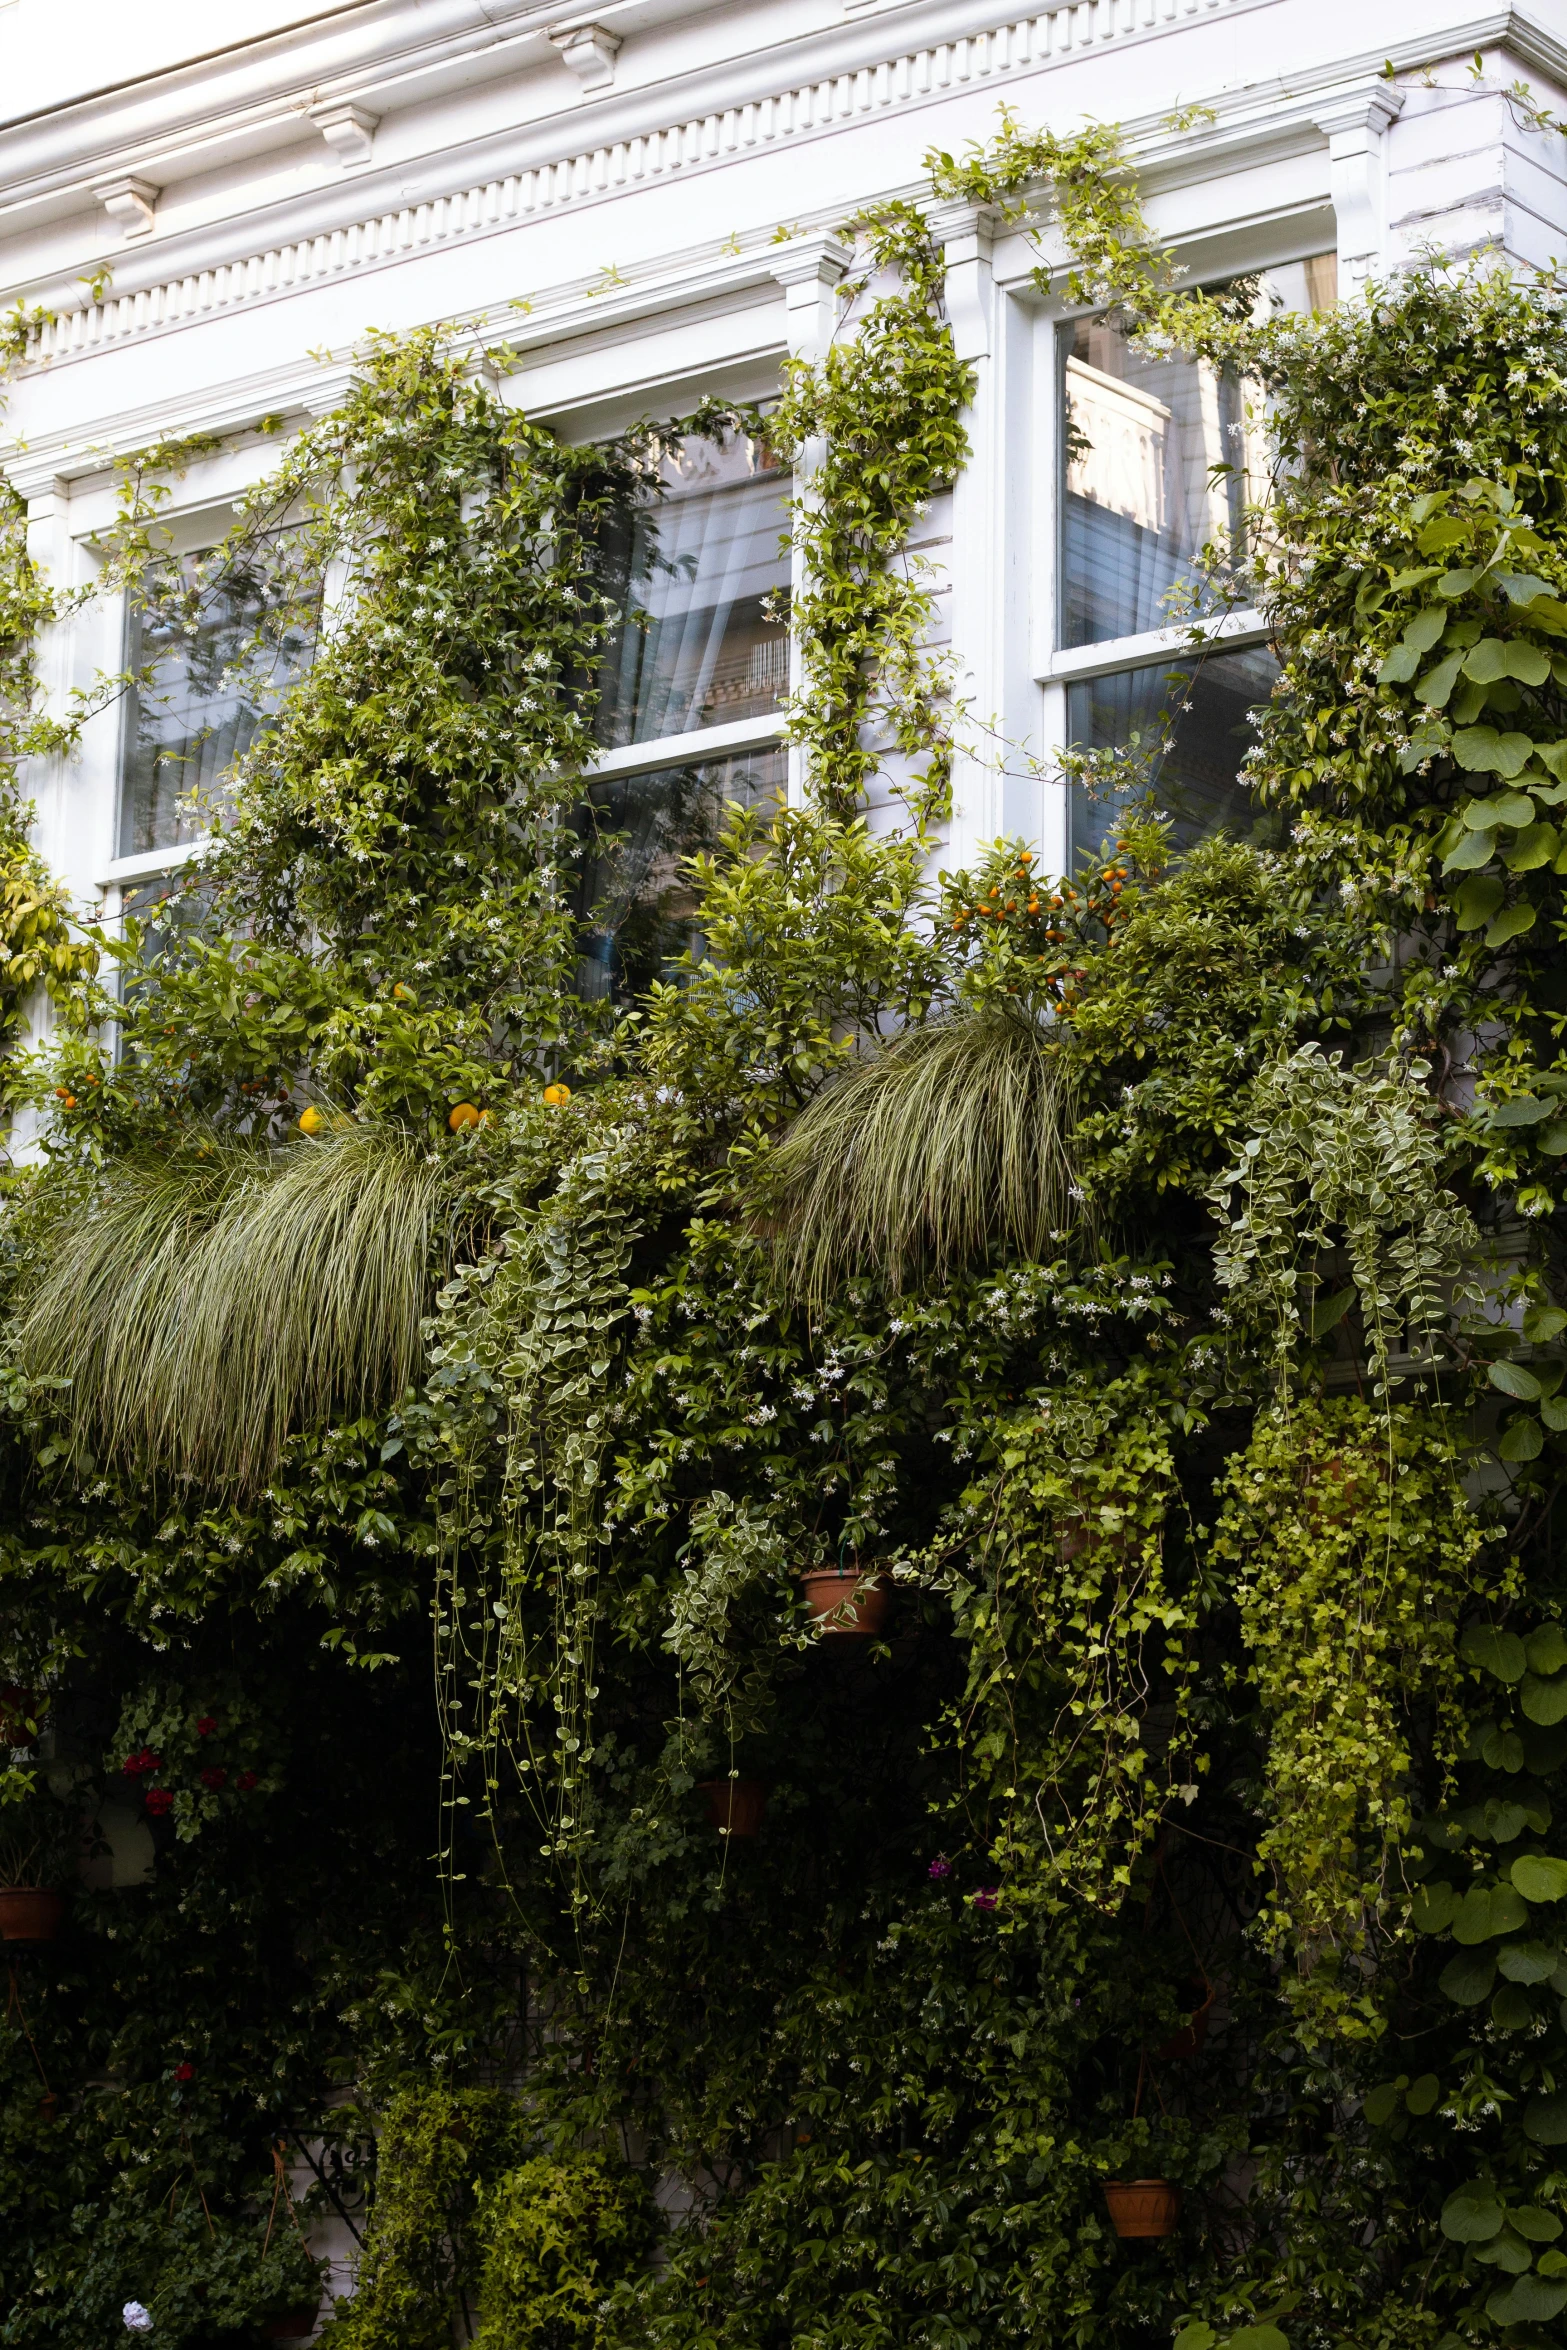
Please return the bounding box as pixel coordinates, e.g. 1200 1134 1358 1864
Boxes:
298 1105 325 1136
448 1102 481 1131
543 1082 572 1107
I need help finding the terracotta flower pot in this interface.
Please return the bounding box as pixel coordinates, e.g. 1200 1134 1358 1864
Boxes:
1153 1976 1215 2062
1103 2179 1181 2239
264 2307 320 2340
0 1889 63 1943
799 1569 891 1637
696 1779 766 1838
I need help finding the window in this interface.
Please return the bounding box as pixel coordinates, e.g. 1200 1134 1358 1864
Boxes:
580 428 791 997
577 745 787 1001
118 536 317 859
1045 300 1310 868
1066 644 1281 862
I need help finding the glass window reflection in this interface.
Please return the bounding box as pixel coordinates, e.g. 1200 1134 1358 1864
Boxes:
596 432 790 750
577 745 787 1003
1060 316 1252 649
1066 644 1280 864
119 538 318 858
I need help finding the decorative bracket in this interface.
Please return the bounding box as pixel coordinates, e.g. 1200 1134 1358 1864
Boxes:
92 175 159 242
309 101 380 169
1314 84 1405 288
548 21 622 92
768 233 853 361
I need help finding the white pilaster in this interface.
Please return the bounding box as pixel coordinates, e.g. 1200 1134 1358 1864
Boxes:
768 234 852 810
928 198 999 874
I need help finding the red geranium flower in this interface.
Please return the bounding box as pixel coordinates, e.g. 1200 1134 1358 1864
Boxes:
174 2061 195 2082
195 1715 217 1738
121 1747 161 1777
144 1788 174 1816
200 1766 226 1791
236 1770 257 1792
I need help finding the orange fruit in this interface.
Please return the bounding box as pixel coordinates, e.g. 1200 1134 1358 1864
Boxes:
298 1105 325 1136
542 1083 572 1107
448 1102 481 1131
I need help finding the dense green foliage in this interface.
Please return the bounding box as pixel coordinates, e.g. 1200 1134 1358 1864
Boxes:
9 107 1567 2350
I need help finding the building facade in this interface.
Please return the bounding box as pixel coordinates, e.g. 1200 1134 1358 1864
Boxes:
0 0 1563 1041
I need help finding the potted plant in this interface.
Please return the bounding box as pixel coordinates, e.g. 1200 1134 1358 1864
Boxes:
1102 2178 1182 2238
799 1562 891 1638
696 1778 767 1837
0 1789 79 1943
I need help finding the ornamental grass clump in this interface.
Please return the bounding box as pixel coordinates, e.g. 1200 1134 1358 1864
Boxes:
18 1117 450 1489
754 1004 1080 1312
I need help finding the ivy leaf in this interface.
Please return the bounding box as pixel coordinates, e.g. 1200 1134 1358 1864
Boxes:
1491 1359 1545 1395
1462 1623 1528 1682
1512 1853 1567 1900
1521 1674 1567 1726
1487 902 1538 948
1441 2185 1505 2241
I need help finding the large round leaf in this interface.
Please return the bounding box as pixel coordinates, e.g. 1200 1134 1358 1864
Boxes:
1225 2328 1287 2350
1521 1673 1567 1726
1491 1358 1546 1396
1440 1948 1498 2004
1510 2207 1563 2243
1530 1625 1567 1676
1488 2275 1567 2324
1411 1881 1457 1933
1513 1853 1567 1902
1524 2090 1567 2145
1442 2186 1505 2242
1497 1939 1560 1983
1462 1624 1528 1683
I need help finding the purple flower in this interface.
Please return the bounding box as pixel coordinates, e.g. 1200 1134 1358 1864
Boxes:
971 1886 999 1913
927 1856 952 1881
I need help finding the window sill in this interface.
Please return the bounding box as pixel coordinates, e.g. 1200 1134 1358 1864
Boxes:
1038 610 1270 687
590 710 786 781
98 839 213 890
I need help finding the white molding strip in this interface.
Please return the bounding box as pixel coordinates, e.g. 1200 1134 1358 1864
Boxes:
1039 609 1271 683
23 0 1252 371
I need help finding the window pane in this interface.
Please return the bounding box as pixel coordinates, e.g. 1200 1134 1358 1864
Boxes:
1066 644 1280 864
1060 317 1247 649
578 745 787 1002
119 538 318 858
596 432 790 750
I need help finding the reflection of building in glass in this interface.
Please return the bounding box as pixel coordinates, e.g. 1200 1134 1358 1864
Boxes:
118 540 318 857
1062 317 1249 649
1067 644 1281 864
577 745 787 1004
596 432 791 748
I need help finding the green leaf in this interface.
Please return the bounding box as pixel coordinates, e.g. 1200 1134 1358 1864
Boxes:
1174 2328 1216 2350
1486 1105 1552 1133
1443 829 1495 872
1451 874 1506 930
1463 639 1514 682
1500 1417 1545 1464
1452 727 1535 778
1543 1395 1567 1431
1362 2079 1406 2126
1411 1881 1458 1933
1486 901 1538 948
1488 2276 1567 2324
1405 2073 1441 2114
1510 2207 1563 2243
1225 2328 1287 2350
1308 1285 1356 1338
1442 2185 1505 2241
1453 1886 1528 1942
1508 642 1553 684
1417 651 1466 707
1462 1623 1528 1682
1523 1306 1567 1343
1525 2091 1567 2146
1439 1947 1497 2004
1498 1940 1560 1982
1528 1624 1567 1674
1505 821 1561 871
1521 1675 1567 1726
1404 606 1450 651
1512 1852 1567 1900
1540 1123 1567 1157
1492 1981 1535 2029
1498 573 1555 604
1377 643 1421 685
